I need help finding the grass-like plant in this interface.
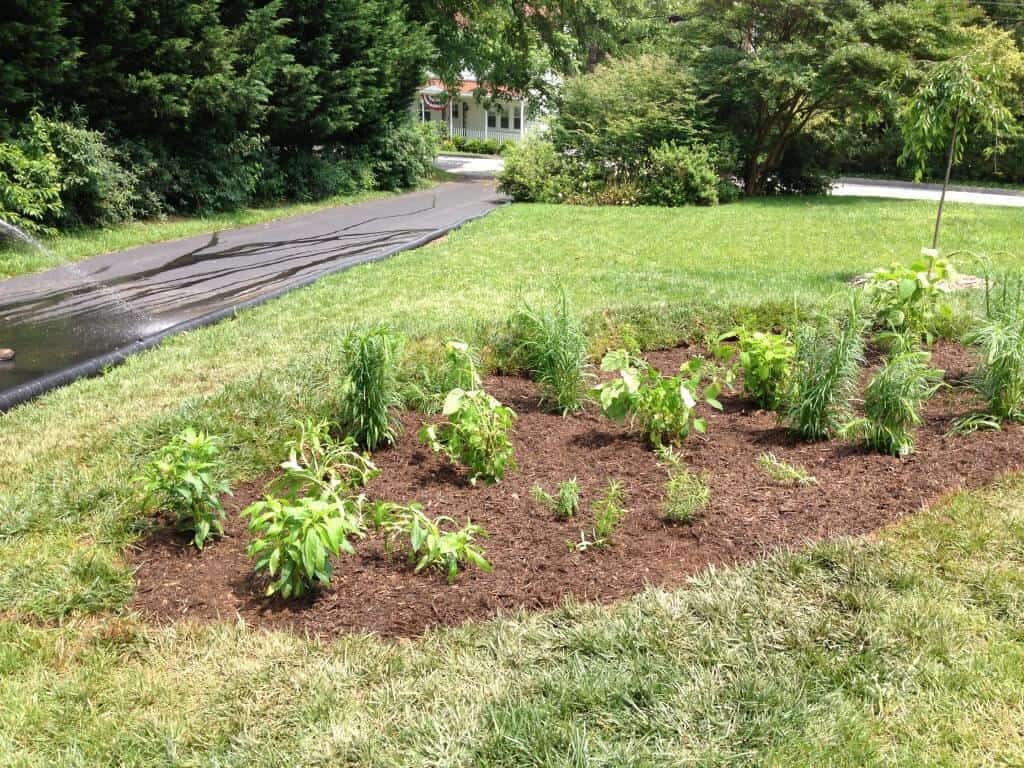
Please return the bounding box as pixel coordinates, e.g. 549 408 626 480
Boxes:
735 329 794 411
756 452 817 486
571 479 628 551
783 308 867 441
381 505 492 583
272 419 380 500
420 388 517 485
531 478 581 519
507 292 592 414
657 446 710 524
843 351 943 457
137 427 231 549
242 494 366 598
592 350 723 446
966 313 1024 425
339 327 404 450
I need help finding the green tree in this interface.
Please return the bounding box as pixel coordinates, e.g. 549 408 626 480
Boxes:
899 25 1024 250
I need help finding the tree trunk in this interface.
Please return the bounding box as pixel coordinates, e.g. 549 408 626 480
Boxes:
931 105 962 252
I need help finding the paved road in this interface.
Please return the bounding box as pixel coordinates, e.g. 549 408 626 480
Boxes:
832 177 1024 207
435 153 505 179
0 180 505 409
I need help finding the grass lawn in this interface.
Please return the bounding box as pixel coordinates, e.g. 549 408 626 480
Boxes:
1 196 1023 765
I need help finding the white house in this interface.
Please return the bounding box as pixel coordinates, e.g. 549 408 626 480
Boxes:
411 77 539 143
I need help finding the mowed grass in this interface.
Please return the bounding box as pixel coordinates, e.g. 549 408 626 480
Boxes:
0 196 1023 765
4 480 1024 766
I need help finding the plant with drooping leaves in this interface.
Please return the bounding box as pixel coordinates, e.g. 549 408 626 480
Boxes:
592 349 723 446
272 419 380 501
420 388 517 485
862 257 955 345
380 505 492 583
137 427 230 550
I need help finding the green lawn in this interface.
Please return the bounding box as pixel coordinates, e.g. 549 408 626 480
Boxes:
1 196 1023 765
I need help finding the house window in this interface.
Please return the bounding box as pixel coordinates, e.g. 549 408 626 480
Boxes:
487 111 496 129
500 112 509 130
451 102 459 118
513 113 521 130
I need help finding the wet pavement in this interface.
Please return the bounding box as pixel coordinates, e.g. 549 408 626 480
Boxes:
0 180 505 409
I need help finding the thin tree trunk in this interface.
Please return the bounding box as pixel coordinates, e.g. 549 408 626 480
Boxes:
932 105 962 252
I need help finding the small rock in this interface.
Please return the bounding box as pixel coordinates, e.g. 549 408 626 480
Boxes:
0 348 14 362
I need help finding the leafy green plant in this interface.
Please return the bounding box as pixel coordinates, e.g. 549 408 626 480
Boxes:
339 327 404 450
842 351 943 457
137 428 230 549
656 446 710 524
420 388 517 485
571 480 628 551
531 478 581 519
863 257 953 345
756 453 817 486
966 313 1024 424
508 291 592 414
382 506 491 583
735 329 795 410
272 419 380 500
592 350 723 446
242 494 366 598
783 309 867 441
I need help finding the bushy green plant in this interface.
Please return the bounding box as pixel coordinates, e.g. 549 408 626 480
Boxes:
372 121 438 190
592 350 723 446
497 138 570 202
272 419 380 500
966 313 1024 424
639 142 720 207
735 329 795 411
843 351 943 456
571 480 628 551
863 257 954 345
657 446 710 524
531 478 581 519
137 428 230 549
0 131 62 235
242 494 365 598
339 327 404 450
756 453 817 486
508 292 592 414
783 310 867 441
382 506 491 583
420 388 517 485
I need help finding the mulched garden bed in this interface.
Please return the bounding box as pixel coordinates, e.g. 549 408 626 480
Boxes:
130 341 1024 638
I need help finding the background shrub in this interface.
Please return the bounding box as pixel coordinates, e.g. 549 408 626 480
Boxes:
639 142 720 207
0 138 62 235
497 138 570 202
370 121 439 191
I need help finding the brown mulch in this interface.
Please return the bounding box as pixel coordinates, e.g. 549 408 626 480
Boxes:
130 341 1024 639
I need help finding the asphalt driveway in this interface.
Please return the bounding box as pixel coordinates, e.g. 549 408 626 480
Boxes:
0 179 505 409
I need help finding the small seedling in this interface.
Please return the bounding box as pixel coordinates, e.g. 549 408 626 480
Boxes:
381 505 492 583
531 478 581 518
570 480 627 550
657 446 710 524
136 428 230 550
756 452 817 486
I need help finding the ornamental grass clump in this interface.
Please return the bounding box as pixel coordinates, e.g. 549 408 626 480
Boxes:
531 478 581 519
508 291 592 414
843 351 944 457
783 308 867 441
967 313 1024 424
137 427 230 550
339 326 404 450
657 446 710 524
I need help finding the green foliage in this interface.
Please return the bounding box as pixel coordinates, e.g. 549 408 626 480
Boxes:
571 479 628 550
966 313 1024 424
339 327 404 451
0 126 62 235
863 257 954 344
420 388 517 485
242 494 365 598
592 350 724 446
756 453 817 486
639 142 720 207
657 446 710 525
843 351 944 456
382 506 491 584
272 419 380 501
370 121 439 191
497 138 572 202
531 478 581 519
507 291 592 414
735 329 795 411
137 428 230 550
783 310 867 441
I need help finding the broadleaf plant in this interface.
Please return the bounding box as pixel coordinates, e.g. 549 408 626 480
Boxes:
420 387 517 485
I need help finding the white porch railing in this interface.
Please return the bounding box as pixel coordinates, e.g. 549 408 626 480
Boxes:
449 126 527 143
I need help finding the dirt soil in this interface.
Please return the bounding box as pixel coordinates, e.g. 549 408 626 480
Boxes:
131 342 1024 638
